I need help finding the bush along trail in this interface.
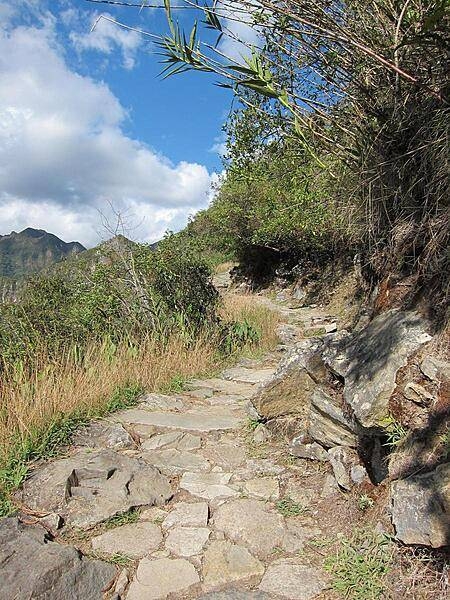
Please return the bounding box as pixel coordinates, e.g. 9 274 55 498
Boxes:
1 275 448 600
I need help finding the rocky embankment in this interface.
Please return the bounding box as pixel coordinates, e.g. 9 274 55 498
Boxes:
0 281 448 600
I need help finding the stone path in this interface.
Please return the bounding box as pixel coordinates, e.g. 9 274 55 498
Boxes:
7 295 349 600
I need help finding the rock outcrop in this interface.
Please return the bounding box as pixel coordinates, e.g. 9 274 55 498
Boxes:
20 449 172 528
0 518 115 600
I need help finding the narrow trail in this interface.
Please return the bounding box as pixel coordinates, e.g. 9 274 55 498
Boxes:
8 291 354 600
98 293 341 599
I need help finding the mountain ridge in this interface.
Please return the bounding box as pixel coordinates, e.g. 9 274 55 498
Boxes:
0 228 86 278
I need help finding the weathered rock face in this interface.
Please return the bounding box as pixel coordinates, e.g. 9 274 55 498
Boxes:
308 388 357 448
202 540 265 591
324 310 431 428
0 518 115 600
391 462 450 548
253 339 324 420
327 446 368 491
20 449 172 528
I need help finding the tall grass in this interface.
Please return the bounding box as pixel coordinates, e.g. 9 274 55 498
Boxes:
0 293 279 515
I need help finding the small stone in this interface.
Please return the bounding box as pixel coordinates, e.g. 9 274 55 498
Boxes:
38 512 63 531
180 472 239 501
320 474 340 498
127 557 200 600
328 446 361 491
202 540 264 591
290 441 328 461
391 463 450 548
325 323 337 334
242 478 280 501
139 507 167 522
92 522 162 558
350 464 368 484
420 356 450 382
141 448 210 475
403 382 434 405
212 498 285 558
252 424 272 443
259 560 327 599
163 501 209 529
140 393 184 411
114 569 129 597
141 431 201 452
165 526 210 557
222 367 275 385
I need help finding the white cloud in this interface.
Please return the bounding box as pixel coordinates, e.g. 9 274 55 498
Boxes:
216 1 262 62
70 12 142 70
0 20 214 247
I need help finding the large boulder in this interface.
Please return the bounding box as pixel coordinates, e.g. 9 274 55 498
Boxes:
20 449 172 528
391 462 450 548
252 339 324 420
307 388 357 448
324 310 431 429
0 518 115 599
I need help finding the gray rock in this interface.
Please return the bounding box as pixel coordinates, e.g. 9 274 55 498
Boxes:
325 310 431 428
308 388 357 448
180 472 239 501
259 560 327 599
165 526 210 557
20 449 172 528
114 568 129 597
325 322 338 334
0 518 115 600
141 448 210 475
320 474 340 498
351 464 368 484
391 463 450 548
420 356 450 383
141 431 201 452
212 499 285 558
162 501 209 529
242 477 280 501
91 521 162 558
198 592 272 600
252 423 272 443
222 367 275 385
290 440 329 461
328 446 365 491
139 393 184 411
73 420 134 450
403 382 434 405
202 540 264 591
202 442 247 470
188 378 256 398
126 557 199 600
116 407 241 432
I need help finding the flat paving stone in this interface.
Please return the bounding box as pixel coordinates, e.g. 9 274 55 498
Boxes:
199 593 273 600
222 367 275 385
202 442 247 470
139 393 184 411
163 501 209 529
117 408 241 432
91 522 162 558
209 394 245 406
180 472 239 501
213 499 285 558
242 477 280 501
141 431 202 451
141 448 211 475
258 560 327 600
188 378 256 398
202 540 265 591
165 526 210 557
127 557 200 600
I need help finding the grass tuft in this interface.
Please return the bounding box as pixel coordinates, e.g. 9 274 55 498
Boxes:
276 496 309 517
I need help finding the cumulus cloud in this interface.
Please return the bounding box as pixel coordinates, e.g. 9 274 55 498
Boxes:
0 19 214 247
70 12 142 70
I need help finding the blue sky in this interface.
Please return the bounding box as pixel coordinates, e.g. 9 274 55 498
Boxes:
0 0 240 246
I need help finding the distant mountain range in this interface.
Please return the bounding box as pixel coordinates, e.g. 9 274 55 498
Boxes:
0 228 86 278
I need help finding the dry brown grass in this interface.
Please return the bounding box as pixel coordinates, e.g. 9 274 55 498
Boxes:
0 291 280 513
0 335 218 467
219 292 281 352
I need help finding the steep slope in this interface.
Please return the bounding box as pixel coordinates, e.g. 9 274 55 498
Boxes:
0 228 85 277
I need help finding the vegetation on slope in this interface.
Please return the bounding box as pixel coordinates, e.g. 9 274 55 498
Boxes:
0 237 279 515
